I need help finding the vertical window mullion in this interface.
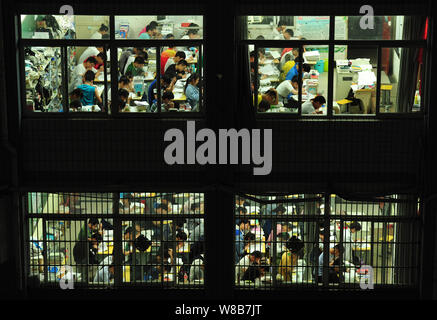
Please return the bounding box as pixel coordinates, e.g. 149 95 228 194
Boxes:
298 44 302 115
113 192 122 288
327 16 335 118
254 43 259 112
157 46 161 114
376 45 382 115
199 44 203 113
322 194 331 288
62 46 69 113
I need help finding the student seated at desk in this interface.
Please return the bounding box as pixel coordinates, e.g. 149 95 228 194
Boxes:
151 91 175 112
91 24 109 39
285 57 311 81
273 20 287 40
89 52 106 71
164 51 186 74
125 56 147 77
118 89 130 112
69 56 100 93
108 76 133 105
318 244 348 283
301 95 326 114
235 251 262 282
94 262 114 283
165 59 188 80
278 236 304 282
139 23 157 39
119 47 143 76
79 46 105 64
182 23 201 40
148 74 176 106
189 254 204 282
77 70 103 107
184 73 200 111
276 76 306 101
257 88 279 112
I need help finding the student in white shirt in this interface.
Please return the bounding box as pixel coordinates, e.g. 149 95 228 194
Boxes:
235 251 262 282
79 47 103 64
273 20 287 40
301 95 326 114
181 23 200 39
69 56 99 93
164 51 187 73
91 24 109 39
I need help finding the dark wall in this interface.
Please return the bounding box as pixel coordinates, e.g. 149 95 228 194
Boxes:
0 0 435 299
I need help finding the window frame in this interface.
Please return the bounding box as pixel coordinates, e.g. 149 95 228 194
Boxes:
241 15 429 119
234 193 422 290
23 191 205 289
18 14 206 118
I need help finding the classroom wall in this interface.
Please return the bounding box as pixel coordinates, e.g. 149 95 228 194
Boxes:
115 15 203 39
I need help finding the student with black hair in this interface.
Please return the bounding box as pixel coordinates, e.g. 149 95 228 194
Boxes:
150 91 175 112
164 51 187 73
285 56 311 81
118 88 130 112
283 28 294 40
165 59 188 80
91 24 109 39
279 236 304 281
301 95 326 114
257 88 279 112
119 47 144 75
93 52 107 71
125 56 146 77
70 56 100 92
139 24 157 39
236 218 251 261
73 218 101 279
138 21 158 38
184 73 200 111
273 20 287 39
69 99 82 112
182 23 200 39
147 74 176 106
235 251 262 282
79 46 105 64
343 221 362 264
77 70 102 106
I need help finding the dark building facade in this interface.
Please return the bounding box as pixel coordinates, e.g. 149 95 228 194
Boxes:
0 0 436 300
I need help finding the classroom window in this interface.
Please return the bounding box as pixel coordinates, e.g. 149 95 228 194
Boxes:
25 192 204 288
19 14 204 115
242 15 428 116
244 16 330 40
114 16 203 40
234 194 420 289
21 15 110 40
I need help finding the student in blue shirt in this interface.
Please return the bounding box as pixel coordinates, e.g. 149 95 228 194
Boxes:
139 24 157 39
184 73 200 111
285 57 311 81
77 70 102 106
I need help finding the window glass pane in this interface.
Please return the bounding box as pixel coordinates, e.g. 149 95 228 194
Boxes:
244 16 330 40
253 46 329 114
235 194 323 289
379 47 423 113
114 16 203 39
333 46 378 115
68 46 109 113
21 15 110 39
117 47 156 113
158 46 203 112
335 16 426 41
26 192 204 288
24 46 63 112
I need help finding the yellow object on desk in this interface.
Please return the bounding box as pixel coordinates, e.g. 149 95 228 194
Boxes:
173 94 187 101
123 265 130 282
336 99 353 105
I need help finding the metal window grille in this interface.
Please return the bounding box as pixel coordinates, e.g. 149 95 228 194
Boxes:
234 193 421 290
24 192 204 289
